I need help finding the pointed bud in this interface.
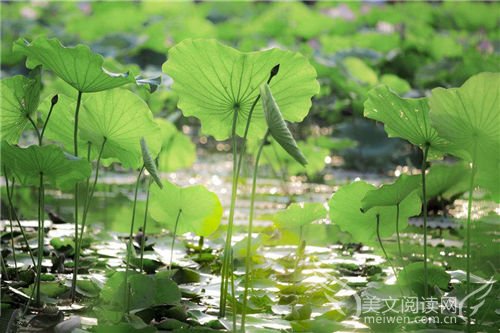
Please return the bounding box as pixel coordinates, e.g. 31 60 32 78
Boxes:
269 64 280 80
51 94 59 106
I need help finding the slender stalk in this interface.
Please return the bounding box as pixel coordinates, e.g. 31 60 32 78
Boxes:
395 203 405 273
71 139 106 300
71 91 83 303
35 172 44 306
241 130 269 330
40 95 58 142
376 214 398 282
8 210 18 279
4 173 35 267
169 209 182 270
140 179 152 273
421 144 430 299
124 166 144 313
27 115 41 145
230 249 237 333
465 148 477 331
0 255 8 280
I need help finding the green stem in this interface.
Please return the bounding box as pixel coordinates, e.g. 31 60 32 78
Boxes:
169 209 182 270
230 249 236 333
421 144 430 299
466 149 477 331
4 173 36 267
27 115 41 146
35 172 44 306
71 139 106 300
140 179 152 273
376 214 399 282
395 203 405 275
241 130 269 331
125 166 144 313
40 95 58 142
8 207 18 279
71 91 83 303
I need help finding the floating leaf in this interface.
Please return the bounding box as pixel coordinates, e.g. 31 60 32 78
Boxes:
1 143 91 188
270 202 326 229
149 180 222 237
14 37 134 92
261 83 307 166
156 119 196 172
429 72 500 191
163 39 319 140
364 85 449 158
78 89 161 169
361 174 422 212
140 137 162 188
328 181 421 244
0 66 41 143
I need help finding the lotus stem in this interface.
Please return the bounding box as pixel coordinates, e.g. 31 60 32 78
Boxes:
40 94 58 142
27 115 41 146
140 179 152 273
35 172 45 306
421 144 430 299
230 249 237 333
169 209 182 271
4 173 36 267
466 148 477 331
71 138 106 300
124 165 144 313
241 130 269 331
71 91 83 303
375 214 399 283
395 203 406 275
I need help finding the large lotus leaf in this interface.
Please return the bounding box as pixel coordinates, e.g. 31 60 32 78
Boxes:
149 180 222 237
156 119 196 172
270 202 327 229
361 174 422 212
1 144 91 188
163 39 319 140
429 72 500 186
261 83 307 166
14 37 134 92
364 85 450 158
328 181 421 244
1 67 41 143
78 89 161 169
425 163 470 200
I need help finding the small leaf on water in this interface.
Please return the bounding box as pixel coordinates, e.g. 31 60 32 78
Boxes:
261 83 307 166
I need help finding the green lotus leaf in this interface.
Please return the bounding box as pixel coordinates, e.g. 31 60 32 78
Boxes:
1 66 41 143
425 163 470 200
78 89 161 169
261 83 307 166
398 262 450 296
14 37 135 93
163 39 319 140
1 143 91 188
149 180 222 237
364 85 450 158
156 119 196 172
328 181 421 244
140 137 162 188
270 202 327 229
429 72 500 190
361 174 422 212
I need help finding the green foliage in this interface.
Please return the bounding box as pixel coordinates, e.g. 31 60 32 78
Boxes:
398 262 451 296
163 38 319 140
149 180 222 237
14 37 135 92
425 163 470 200
0 66 41 143
261 83 307 166
269 202 327 229
364 85 449 158
361 174 421 212
328 181 421 244
156 119 196 172
140 137 162 188
1 143 91 188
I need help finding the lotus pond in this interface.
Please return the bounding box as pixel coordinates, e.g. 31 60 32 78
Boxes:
0 1 499 333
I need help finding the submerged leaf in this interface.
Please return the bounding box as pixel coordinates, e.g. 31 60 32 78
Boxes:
14 37 134 92
361 174 422 212
140 137 162 188
261 83 307 166
364 85 449 158
149 180 222 237
163 39 319 140
270 202 326 229
328 181 421 244
0 66 42 143
1 143 91 188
